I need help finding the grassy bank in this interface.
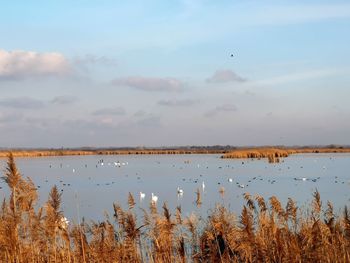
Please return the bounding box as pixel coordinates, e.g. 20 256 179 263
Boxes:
221 147 350 162
0 148 230 158
1 153 350 262
1 146 350 159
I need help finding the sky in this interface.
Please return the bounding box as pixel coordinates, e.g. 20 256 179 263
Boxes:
0 0 350 148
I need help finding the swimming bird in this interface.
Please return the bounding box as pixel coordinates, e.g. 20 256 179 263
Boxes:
228 178 233 183
140 192 146 200
238 184 245 188
177 187 184 195
202 181 205 191
151 193 158 203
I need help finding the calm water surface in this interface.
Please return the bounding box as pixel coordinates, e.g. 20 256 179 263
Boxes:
0 154 349 222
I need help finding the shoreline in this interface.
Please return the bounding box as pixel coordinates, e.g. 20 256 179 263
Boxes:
1 146 350 158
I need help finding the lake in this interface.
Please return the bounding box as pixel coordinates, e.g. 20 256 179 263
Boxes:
0 153 349 223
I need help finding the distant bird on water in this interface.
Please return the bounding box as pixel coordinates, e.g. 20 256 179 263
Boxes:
230 54 234 57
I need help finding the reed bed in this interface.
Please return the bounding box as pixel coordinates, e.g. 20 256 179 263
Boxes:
1 153 350 262
1 146 350 158
222 147 350 163
221 148 294 163
222 148 293 159
0 149 229 158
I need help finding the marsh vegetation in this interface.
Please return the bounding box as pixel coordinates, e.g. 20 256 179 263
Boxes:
1 153 350 262
1 145 350 159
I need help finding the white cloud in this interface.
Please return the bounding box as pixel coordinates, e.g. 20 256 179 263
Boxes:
111 76 184 92
92 107 126 116
0 49 70 80
205 103 238 117
73 54 117 67
158 99 198 107
51 95 77 105
252 68 348 86
216 104 237 111
0 97 45 109
206 70 246 84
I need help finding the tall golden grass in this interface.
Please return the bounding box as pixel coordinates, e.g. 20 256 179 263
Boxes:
0 148 228 158
1 146 350 158
222 147 350 163
1 153 350 262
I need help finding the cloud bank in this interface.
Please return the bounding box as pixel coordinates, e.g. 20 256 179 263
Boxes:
157 99 198 107
0 49 70 80
0 97 45 109
73 54 117 67
111 76 184 92
206 70 246 84
205 103 238 117
92 107 126 116
51 95 77 105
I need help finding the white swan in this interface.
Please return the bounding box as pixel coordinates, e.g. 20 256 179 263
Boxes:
202 181 205 191
151 193 158 203
140 192 146 200
228 178 233 183
177 187 183 195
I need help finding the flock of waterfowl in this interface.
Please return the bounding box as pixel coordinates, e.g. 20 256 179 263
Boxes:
1 154 350 229
24 156 347 208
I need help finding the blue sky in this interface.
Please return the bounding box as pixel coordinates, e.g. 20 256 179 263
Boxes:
0 0 350 147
